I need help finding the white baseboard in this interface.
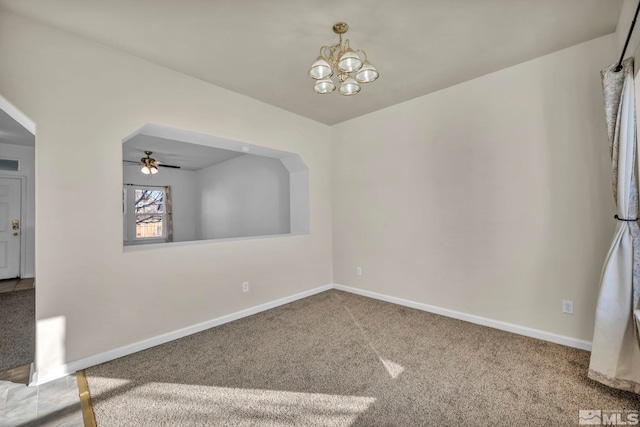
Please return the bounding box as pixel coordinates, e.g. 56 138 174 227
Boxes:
33 284 333 385
33 282 592 385
333 283 592 352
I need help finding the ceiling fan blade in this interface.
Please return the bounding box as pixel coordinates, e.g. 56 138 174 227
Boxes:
123 157 181 169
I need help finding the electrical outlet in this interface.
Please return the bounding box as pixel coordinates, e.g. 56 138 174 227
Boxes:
562 300 574 314
356 267 362 276
243 282 249 292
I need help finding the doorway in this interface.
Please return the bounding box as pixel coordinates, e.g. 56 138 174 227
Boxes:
0 96 36 384
0 177 23 279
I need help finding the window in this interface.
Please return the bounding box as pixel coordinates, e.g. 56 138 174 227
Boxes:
134 188 164 238
123 186 171 244
0 159 19 171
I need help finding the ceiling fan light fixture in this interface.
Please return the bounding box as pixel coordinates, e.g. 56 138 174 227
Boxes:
141 151 159 175
124 150 180 172
308 22 378 96
141 165 158 175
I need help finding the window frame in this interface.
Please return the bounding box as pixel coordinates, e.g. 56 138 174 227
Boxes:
123 185 167 245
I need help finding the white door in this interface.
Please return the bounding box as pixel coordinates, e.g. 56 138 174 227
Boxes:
0 178 21 279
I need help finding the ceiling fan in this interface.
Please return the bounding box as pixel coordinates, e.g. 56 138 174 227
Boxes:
123 151 181 174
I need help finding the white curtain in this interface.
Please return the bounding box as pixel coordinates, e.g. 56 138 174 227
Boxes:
589 58 640 394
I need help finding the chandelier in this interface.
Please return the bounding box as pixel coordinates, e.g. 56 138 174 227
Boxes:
308 22 379 96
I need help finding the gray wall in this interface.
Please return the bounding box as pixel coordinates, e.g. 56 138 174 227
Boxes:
196 154 290 240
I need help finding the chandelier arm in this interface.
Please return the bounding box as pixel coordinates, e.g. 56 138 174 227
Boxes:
356 49 368 61
327 44 340 65
322 44 337 58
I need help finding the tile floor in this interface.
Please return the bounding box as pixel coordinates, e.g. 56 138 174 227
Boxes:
0 375 83 427
0 279 34 295
1 277 83 426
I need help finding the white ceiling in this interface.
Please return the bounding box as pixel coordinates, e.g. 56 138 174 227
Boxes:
0 0 623 125
0 108 34 147
123 135 245 171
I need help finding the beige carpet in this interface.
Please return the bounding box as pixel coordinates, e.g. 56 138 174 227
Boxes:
85 290 639 426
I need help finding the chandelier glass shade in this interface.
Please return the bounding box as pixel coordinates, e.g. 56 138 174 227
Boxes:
339 77 361 96
314 78 336 94
309 58 332 80
308 22 379 96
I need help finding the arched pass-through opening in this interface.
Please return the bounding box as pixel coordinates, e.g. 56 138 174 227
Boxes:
0 95 36 385
122 123 309 249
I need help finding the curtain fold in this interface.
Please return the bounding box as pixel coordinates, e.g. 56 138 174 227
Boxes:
164 185 173 242
588 58 640 394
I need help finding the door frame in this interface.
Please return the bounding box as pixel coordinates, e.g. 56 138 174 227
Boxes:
0 175 28 278
0 95 35 280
